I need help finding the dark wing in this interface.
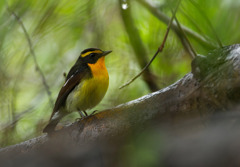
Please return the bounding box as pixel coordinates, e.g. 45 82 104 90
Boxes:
65 63 81 81
49 69 87 120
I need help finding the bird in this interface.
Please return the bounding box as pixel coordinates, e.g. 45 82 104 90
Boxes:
43 48 112 133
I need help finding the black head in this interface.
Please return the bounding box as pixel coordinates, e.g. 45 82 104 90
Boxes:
78 48 112 64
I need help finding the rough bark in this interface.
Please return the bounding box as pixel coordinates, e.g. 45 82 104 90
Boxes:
1 44 240 166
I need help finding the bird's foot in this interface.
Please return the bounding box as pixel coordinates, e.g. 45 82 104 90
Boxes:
89 110 98 116
75 117 84 122
75 110 97 122
75 110 87 122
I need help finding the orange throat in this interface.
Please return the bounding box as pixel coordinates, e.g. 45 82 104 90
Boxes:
88 56 108 78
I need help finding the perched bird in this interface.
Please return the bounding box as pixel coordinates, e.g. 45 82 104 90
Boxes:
43 48 112 133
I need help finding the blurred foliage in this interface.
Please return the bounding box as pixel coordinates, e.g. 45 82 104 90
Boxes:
0 0 240 148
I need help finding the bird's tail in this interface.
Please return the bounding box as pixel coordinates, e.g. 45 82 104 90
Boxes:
43 112 64 134
43 119 59 134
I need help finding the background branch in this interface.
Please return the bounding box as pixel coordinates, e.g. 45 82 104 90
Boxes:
6 4 54 107
174 14 197 58
119 0 159 92
119 0 181 89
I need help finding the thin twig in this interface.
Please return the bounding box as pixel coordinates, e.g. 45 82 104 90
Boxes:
0 107 34 131
173 13 197 59
137 0 217 50
119 0 182 89
6 4 54 107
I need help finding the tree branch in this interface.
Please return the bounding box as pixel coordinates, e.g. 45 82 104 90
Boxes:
1 44 240 155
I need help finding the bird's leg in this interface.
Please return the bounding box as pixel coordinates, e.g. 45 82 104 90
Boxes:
78 110 85 118
83 110 88 116
75 110 86 122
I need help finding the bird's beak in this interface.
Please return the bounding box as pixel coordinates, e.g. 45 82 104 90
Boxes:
102 50 112 56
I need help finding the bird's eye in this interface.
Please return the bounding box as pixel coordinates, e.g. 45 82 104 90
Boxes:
89 53 96 58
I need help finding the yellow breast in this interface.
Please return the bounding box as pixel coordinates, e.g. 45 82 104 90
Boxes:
66 57 109 112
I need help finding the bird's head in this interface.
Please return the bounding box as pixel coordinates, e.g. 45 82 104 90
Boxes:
79 48 112 64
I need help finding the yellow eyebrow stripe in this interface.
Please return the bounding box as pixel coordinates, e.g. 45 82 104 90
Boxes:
81 50 102 57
